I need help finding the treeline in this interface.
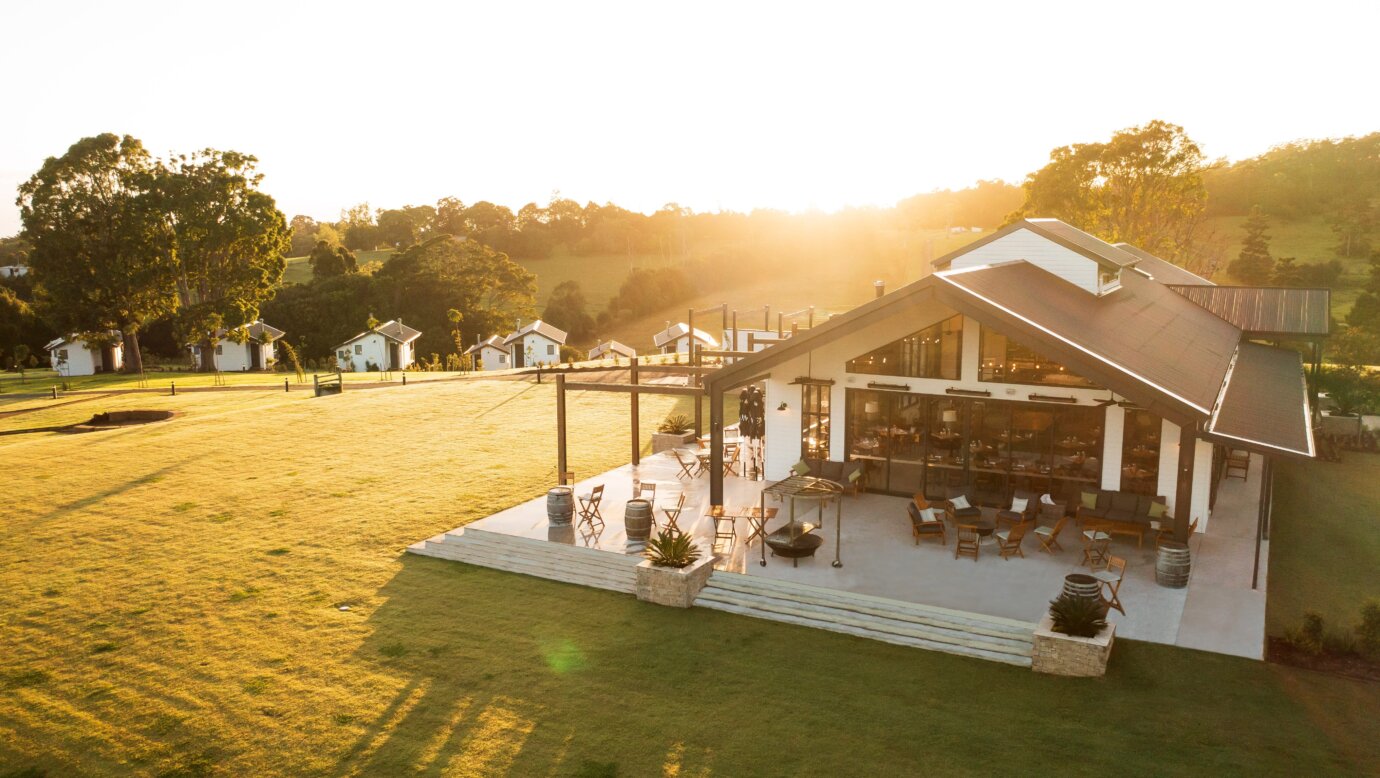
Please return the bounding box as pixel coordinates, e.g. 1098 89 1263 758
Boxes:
1204 133 1380 221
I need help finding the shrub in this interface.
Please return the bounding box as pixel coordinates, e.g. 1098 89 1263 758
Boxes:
1285 611 1326 654
657 414 693 435
645 530 702 569
1047 594 1108 638
1358 599 1380 658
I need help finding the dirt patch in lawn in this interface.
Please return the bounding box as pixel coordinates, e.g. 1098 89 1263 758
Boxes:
68 409 180 432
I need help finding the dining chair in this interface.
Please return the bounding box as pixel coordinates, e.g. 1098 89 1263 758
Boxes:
1081 524 1111 568
1092 555 1127 614
671 449 697 480
577 484 605 531
1034 514 1069 554
954 524 980 562
994 521 1029 560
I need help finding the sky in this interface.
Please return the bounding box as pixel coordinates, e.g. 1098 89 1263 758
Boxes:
3 0 1379 236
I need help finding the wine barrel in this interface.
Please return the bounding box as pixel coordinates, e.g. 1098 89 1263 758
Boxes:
1062 573 1102 602
1156 541 1191 588
546 486 574 527
624 498 654 552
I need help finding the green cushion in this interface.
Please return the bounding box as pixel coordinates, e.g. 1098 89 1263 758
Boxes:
1148 501 1167 519
847 468 862 483
1080 491 1099 511
791 460 810 476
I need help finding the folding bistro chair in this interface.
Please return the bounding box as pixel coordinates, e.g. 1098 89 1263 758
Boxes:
994 521 1029 560
671 449 698 480
1092 555 1127 614
660 493 687 536
1034 514 1069 554
1081 524 1111 568
577 484 605 531
710 505 736 553
744 506 778 546
636 481 657 503
722 444 741 478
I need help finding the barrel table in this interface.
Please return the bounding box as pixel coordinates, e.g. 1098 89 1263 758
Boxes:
1156 541 1192 588
546 486 574 527
624 498 654 553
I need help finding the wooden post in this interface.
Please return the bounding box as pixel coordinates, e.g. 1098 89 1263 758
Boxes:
1173 423 1196 542
284 378 289 392
731 310 738 362
709 387 724 506
630 356 640 466
556 373 568 485
693 343 703 438
763 305 770 331
1251 455 1271 589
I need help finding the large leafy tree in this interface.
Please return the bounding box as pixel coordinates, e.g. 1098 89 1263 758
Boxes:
375 234 535 356
154 150 290 371
541 279 594 341
1010 120 1209 261
308 240 358 279
17 133 175 373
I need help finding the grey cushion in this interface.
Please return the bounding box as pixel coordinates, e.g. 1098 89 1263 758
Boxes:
952 506 982 519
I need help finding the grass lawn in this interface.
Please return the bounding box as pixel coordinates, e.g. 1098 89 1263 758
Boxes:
1 381 1376 776
0 368 478 394
1266 454 1380 636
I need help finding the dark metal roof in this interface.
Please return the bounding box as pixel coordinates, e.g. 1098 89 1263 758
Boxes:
1113 243 1214 286
937 263 1241 417
933 218 1138 271
1167 285 1330 338
464 335 505 354
1208 342 1314 458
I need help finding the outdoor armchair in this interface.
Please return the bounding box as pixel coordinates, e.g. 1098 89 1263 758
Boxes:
908 497 946 546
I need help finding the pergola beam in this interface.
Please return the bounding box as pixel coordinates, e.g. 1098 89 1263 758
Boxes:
564 381 704 397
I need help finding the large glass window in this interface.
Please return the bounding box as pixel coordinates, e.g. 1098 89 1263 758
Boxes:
801 383 830 459
846 315 962 380
1121 410 1161 495
978 327 1098 388
844 390 1108 501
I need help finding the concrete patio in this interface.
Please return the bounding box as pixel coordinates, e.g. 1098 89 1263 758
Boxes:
428 448 1268 659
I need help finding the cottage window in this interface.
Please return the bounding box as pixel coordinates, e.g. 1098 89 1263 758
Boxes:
215 345 223 355
58 349 69 360
499 354 506 364
547 344 556 355
846 315 962 380
354 344 363 355
337 350 347 360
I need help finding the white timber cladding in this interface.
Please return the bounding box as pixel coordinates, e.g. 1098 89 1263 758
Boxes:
475 346 507 371
661 335 703 355
336 332 413 371
758 302 1199 518
512 334 562 366
193 339 275 371
49 340 113 376
945 228 1101 293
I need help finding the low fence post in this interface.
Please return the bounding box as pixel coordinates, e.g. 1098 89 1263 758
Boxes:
170 382 176 396
284 378 289 392
52 386 58 399
402 373 407 386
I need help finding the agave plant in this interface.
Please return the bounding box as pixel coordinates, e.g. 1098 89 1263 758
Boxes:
1048 594 1108 638
645 530 702 568
657 414 693 435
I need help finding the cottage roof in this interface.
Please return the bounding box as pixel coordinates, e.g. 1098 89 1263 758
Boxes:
464 335 506 354
653 323 719 349
335 319 422 349
933 218 1139 271
589 340 637 359
502 320 568 346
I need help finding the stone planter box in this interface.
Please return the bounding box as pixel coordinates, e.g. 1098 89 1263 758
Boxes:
635 555 714 608
651 431 695 454
1031 613 1115 677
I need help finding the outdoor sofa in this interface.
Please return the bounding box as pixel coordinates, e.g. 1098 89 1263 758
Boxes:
794 458 865 495
1076 489 1168 547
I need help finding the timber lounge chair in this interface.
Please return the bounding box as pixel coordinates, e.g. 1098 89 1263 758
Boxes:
908 496 947 546
939 488 983 526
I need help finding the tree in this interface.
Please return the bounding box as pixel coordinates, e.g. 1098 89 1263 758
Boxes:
1228 206 1275 284
308 240 358 279
288 214 319 256
339 202 379 251
1271 256 1302 286
541 279 594 341
1009 121 1209 259
17 133 175 373
1331 201 1374 258
154 149 290 371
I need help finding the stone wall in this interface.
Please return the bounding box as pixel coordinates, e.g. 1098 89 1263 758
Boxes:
1031 613 1115 677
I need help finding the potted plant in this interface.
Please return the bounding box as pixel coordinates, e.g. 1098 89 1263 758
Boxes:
1032 594 1115 676
635 530 714 608
651 413 696 453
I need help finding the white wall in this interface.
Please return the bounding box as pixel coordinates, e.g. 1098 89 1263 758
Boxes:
723 328 785 353
1155 419 1210 533
1102 405 1126 490
945 227 1101 294
511 334 561 366
195 340 275 371
475 346 507 371
50 340 120 376
660 335 707 355
336 333 405 371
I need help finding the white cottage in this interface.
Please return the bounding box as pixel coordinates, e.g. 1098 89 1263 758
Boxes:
722 327 788 353
335 320 421 371
465 335 510 371
503 320 568 368
189 321 284 372
653 322 719 355
46 333 124 376
588 340 637 360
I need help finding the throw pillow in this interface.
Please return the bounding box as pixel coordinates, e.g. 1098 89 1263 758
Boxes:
1148 501 1167 519
920 507 939 524
791 460 810 476
950 494 971 510
848 468 862 483
1011 497 1028 513
1080 491 1099 511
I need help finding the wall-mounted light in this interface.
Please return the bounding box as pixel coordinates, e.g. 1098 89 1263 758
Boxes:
777 401 789 412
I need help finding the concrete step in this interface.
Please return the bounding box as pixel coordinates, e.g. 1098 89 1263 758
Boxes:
409 527 639 593
459 528 643 571
695 586 1032 659
705 571 1036 641
696 593 1032 667
421 542 636 593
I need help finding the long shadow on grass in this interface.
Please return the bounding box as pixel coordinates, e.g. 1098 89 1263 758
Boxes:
471 382 540 420
338 555 1366 777
40 460 197 521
